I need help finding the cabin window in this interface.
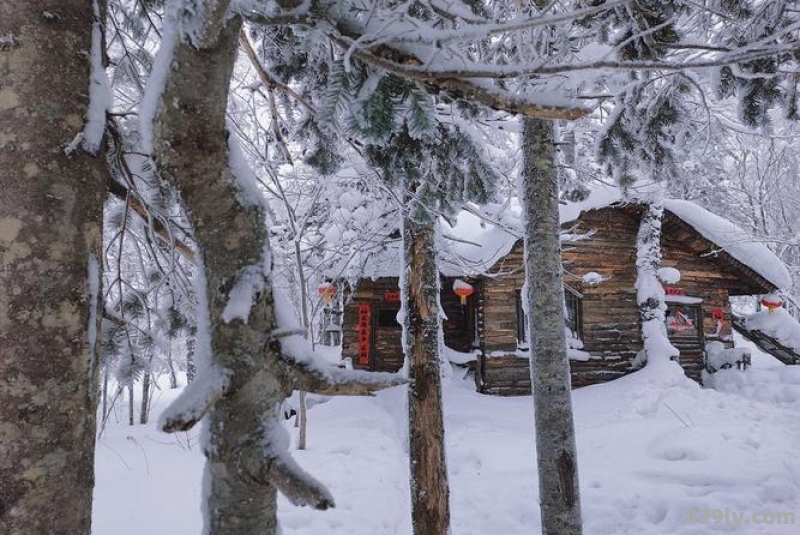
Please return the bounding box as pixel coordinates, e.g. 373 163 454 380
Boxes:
376 307 400 328
564 286 583 338
516 286 583 347
665 304 700 338
516 291 528 348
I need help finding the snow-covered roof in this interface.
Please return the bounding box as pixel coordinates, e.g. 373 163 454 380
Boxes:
351 185 790 290
662 199 790 290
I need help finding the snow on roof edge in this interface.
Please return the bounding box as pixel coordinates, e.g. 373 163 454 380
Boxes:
662 199 790 290
335 184 790 290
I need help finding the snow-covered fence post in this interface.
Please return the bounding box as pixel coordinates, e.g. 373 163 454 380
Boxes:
635 202 680 366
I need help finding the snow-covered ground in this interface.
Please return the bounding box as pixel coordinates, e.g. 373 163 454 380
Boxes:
93 339 800 534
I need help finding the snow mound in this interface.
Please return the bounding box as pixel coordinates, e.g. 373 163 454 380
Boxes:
745 308 800 350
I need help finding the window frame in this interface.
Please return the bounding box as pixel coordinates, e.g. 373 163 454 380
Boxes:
516 285 583 348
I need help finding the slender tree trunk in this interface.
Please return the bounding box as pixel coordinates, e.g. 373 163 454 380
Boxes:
128 385 135 426
521 117 583 535
140 370 151 424
0 3 104 533
298 391 308 449
102 367 109 422
186 325 197 383
403 207 450 535
167 342 178 388
295 241 309 450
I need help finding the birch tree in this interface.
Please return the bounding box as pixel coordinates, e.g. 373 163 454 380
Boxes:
0 2 106 533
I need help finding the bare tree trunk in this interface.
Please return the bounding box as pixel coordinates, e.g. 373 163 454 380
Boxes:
295 242 309 450
167 342 179 388
102 367 110 422
521 117 583 535
0 2 104 533
298 390 308 449
403 207 450 535
151 8 403 534
140 371 151 425
186 325 197 383
128 385 135 426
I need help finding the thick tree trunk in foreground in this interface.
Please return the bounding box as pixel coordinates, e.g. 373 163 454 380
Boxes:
403 211 451 535
153 9 402 534
521 117 583 535
154 16 287 534
0 2 104 533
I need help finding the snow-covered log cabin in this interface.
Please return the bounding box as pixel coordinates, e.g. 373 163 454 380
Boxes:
338 188 792 395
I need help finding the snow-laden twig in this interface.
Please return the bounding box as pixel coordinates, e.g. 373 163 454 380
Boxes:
159 366 231 432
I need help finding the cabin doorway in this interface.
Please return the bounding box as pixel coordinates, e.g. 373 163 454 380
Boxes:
665 303 705 380
372 305 404 372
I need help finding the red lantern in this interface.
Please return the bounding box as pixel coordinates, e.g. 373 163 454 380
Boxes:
453 280 474 305
317 281 336 304
760 294 783 313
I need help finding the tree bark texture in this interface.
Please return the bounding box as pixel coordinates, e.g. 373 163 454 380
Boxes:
153 12 346 534
0 2 104 534
154 16 283 534
521 117 583 535
403 211 451 535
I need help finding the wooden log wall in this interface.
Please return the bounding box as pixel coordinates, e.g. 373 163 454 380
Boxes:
343 206 775 394
342 276 477 372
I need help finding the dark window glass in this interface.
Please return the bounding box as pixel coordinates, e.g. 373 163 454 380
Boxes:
516 291 528 347
516 287 583 346
377 307 400 328
564 288 582 337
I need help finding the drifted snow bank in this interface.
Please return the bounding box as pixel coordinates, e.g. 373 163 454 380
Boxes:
745 308 800 350
95 348 800 535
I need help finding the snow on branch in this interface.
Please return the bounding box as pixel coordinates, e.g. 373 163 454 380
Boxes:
284 355 406 396
159 366 231 432
273 289 406 395
323 23 590 120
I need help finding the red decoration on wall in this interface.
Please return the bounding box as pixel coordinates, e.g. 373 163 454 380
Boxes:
384 290 401 303
664 286 685 296
357 304 371 366
711 308 724 321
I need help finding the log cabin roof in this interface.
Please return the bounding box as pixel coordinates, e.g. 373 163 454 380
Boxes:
343 185 789 292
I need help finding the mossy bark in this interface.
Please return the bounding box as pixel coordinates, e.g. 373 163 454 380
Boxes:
0 2 104 533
